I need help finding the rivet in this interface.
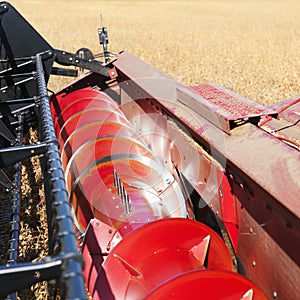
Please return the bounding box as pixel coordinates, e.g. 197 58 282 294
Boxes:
273 291 277 298
252 261 256 267
156 186 162 192
286 221 292 229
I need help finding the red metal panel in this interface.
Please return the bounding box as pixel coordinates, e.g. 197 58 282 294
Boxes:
114 51 276 134
112 51 300 297
50 87 99 127
93 218 233 300
113 51 300 234
57 108 127 147
145 270 267 300
260 118 300 150
52 88 187 236
278 98 300 126
189 83 276 127
236 204 300 299
266 96 300 126
82 219 122 294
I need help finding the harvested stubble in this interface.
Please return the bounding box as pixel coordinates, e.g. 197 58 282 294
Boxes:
5 0 300 298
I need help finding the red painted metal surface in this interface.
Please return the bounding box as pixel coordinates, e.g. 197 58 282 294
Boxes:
83 218 267 300
112 51 300 298
145 270 267 300
51 88 104 132
277 98 300 125
57 108 127 147
52 88 187 234
89 218 234 299
51 84 268 299
190 83 272 119
219 170 239 251
259 97 300 150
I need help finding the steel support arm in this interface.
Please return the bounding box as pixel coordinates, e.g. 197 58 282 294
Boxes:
0 259 62 296
54 49 112 77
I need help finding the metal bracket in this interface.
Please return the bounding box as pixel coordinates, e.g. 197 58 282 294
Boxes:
0 259 62 296
0 97 36 123
0 142 48 168
0 118 16 144
0 2 9 14
54 49 117 79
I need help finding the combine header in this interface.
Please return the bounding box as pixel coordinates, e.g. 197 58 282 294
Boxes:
0 2 299 299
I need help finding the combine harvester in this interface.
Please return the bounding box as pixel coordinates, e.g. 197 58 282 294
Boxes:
0 2 299 299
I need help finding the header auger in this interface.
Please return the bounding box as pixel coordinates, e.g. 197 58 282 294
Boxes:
0 2 299 299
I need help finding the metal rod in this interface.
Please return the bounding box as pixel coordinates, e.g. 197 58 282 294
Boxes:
113 169 117 187
0 97 35 105
117 177 121 195
125 193 130 214
6 114 23 300
0 59 33 75
0 259 62 297
0 76 34 91
120 183 125 203
35 53 87 300
0 72 36 79
11 103 36 115
0 56 34 63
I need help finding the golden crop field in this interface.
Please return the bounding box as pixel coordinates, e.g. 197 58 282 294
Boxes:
9 0 300 106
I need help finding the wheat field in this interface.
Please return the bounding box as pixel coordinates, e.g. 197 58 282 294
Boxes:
9 0 300 105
